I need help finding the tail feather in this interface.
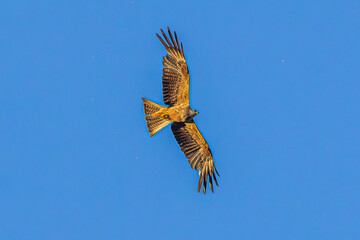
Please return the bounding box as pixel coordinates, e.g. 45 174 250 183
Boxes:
145 116 170 136
142 98 170 136
142 97 164 115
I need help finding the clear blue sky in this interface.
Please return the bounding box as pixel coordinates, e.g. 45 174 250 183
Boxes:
1 0 360 239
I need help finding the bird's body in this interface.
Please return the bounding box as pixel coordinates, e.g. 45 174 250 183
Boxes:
142 27 219 194
153 105 198 122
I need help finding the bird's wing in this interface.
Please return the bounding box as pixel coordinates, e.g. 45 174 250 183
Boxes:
156 27 190 106
171 121 219 194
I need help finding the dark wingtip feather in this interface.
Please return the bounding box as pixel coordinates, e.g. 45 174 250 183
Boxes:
174 31 181 55
160 28 166 36
181 42 185 58
203 167 208 194
197 171 204 193
167 27 177 50
214 165 220 177
156 33 168 48
160 28 173 48
209 172 214 193
212 169 219 187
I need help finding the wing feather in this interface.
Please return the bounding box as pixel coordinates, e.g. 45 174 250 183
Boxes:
157 27 190 106
171 121 219 194
167 28 177 50
174 32 181 52
161 28 173 48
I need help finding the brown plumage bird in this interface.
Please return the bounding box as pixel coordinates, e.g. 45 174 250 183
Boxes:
142 27 219 194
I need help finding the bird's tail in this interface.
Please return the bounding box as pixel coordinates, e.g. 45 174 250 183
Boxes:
142 98 171 136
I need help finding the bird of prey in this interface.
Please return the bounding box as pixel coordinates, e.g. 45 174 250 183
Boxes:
142 27 219 194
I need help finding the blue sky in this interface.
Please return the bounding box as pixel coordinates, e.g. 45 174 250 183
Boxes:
1 0 360 239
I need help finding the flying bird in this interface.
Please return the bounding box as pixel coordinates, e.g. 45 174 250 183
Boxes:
142 27 219 194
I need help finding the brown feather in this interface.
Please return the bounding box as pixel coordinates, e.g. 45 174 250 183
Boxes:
167 27 177 51
214 165 220 177
142 98 164 115
212 168 219 186
156 33 168 48
203 166 208 194
174 31 181 55
144 116 170 137
208 169 214 193
161 29 173 48
181 42 185 58
197 170 204 193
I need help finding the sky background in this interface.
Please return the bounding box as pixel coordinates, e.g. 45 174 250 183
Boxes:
1 0 360 239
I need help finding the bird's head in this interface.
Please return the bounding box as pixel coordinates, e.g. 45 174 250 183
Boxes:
190 109 199 118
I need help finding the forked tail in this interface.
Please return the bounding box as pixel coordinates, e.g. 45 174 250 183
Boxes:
142 98 170 136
